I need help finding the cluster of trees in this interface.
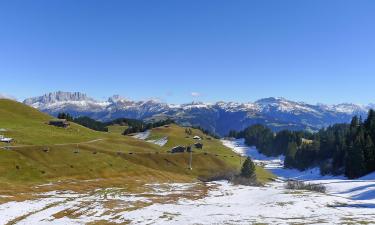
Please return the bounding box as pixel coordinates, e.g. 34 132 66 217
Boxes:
230 110 375 179
58 112 108 131
185 128 193 135
57 112 175 134
230 125 313 157
191 126 220 139
57 112 74 121
73 116 109 132
185 126 219 139
122 118 174 135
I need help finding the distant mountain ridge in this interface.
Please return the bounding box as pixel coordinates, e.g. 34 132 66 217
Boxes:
24 91 372 135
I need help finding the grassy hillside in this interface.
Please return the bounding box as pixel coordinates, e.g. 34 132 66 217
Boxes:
145 125 274 183
0 99 274 191
106 124 128 134
0 99 102 146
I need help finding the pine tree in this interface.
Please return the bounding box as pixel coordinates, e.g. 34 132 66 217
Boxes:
345 132 366 179
365 109 375 143
284 141 298 168
57 112 65 119
349 116 360 141
57 112 73 121
240 157 256 178
364 135 375 173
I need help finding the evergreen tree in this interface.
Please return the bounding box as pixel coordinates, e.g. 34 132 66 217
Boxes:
240 157 256 178
294 140 320 170
365 109 375 143
73 116 108 132
332 139 347 174
348 116 360 141
228 130 238 138
364 135 375 173
243 125 275 156
57 112 73 121
273 130 292 155
284 141 298 168
345 132 366 179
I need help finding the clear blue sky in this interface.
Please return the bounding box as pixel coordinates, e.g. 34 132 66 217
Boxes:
0 0 375 104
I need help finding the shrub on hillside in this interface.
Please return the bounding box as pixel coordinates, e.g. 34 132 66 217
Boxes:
227 157 260 186
285 180 326 193
231 175 259 186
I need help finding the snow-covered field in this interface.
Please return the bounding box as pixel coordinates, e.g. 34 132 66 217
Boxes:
118 181 375 224
223 139 375 201
1 139 374 224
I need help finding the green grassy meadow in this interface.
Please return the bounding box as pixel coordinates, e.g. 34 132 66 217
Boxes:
0 99 274 192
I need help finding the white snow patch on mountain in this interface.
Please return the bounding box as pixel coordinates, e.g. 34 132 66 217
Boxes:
132 130 151 140
147 137 168 146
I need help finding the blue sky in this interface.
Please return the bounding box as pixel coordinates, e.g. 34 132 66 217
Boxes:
0 0 375 104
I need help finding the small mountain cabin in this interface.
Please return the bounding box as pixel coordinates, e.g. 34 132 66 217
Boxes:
171 146 186 153
194 143 203 149
301 138 313 145
48 119 70 128
0 135 13 143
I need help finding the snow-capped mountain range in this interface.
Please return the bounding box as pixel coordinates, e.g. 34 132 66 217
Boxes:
23 91 373 135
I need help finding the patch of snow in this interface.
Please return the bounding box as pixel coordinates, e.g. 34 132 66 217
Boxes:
143 183 197 196
222 139 284 169
0 183 204 225
132 130 150 140
147 137 168 146
112 181 375 225
0 198 64 225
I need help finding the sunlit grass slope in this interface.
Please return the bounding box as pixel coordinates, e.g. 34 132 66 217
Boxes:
0 99 274 188
0 99 102 146
106 125 128 134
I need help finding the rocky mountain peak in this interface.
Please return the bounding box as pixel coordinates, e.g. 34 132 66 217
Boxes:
108 95 129 103
24 91 93 105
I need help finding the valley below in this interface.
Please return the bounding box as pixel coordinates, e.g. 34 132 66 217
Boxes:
1 139 374 225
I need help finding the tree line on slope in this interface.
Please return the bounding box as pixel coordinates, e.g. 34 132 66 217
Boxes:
190 126 220 139
228 110 375 179
57 112 174 134
121 118 174 135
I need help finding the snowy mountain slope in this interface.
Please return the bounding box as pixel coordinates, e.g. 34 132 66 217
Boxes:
24 92 372 135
